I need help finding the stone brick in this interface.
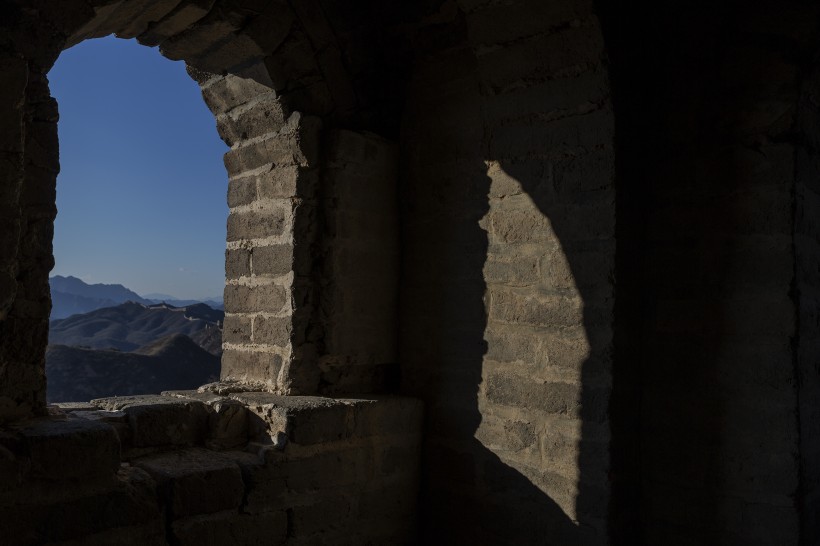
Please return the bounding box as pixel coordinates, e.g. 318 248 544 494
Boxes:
200 74 273 115
225 248 250 279
110 0 184 40
92 395 209 448
0 56 27 154
3 417 120 483
227 176 256 208
341 397 424 439
159 18 237 63
477 26 605 89
158 391 248 451
489 289 585 329
486 371 608 423
255 165 300 198
253 315 291 345
172 509 287 546
223 314 252 344
483 254 540 286
221 349 283 385
224 113 321 175
230 392 351 445
466 1 592 46
290 494 352 537
489 110 613 160
252 243 292 276
134 448 244 518
223 283 287 314
264 448 370 493
484 70 608 126
206 398 248 450
217 95 287 146
226 208 287 241
0 466 164 544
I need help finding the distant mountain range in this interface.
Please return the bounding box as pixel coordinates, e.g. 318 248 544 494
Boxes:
46 295 224 403
49 275 223 319
49 301 224 353
46 334 220 402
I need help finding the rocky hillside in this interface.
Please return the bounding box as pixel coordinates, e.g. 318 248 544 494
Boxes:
46 334 220 403
50 275 152 319
48 301 224 354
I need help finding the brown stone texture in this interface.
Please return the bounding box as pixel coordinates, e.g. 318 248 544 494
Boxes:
2 0 820 543
399 2 613 543
318 130 399 394
0 392 421 544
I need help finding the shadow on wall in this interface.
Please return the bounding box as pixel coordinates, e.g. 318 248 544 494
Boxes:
403 1 808 544
398 8 614 543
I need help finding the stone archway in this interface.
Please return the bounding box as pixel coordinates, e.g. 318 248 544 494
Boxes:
0 0 401 421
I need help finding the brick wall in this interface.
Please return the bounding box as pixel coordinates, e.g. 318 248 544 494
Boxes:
318 130 399 394
0 391 422 545
210 69 324 393
399 0 615 542
795 50 820 544
601 2 818 543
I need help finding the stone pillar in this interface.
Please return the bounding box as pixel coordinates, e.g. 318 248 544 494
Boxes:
0 55 37 422
202 72 322 394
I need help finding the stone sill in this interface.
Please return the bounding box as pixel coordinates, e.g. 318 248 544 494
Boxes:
0 387 423 497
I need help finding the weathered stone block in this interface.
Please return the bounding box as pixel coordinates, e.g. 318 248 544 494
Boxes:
222 113 321 175
227 176 256 208
251 243 293 276
256 165 319 199
200 75 273 115
217 95 287 146
0 466 163 544
483 254 540 286
225 248 251 279
230 392 351 445
485 371 608 423
206 398 249 451
341 397 424 440
110 0 184 40
92 395 209 448
5 417 120 482
237 448 369 513
223 314 252 344
290 494 352 538
223 283 287 314
466 1 589 46
488 289 585 329
134 448 244 518
159 19 237 63
252 315 291 345
159 391 248 450
489 110 613 160
172 509 287 546
226 208 287 241
221 349 283 385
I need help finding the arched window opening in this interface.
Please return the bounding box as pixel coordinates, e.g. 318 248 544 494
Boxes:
46 36 228 403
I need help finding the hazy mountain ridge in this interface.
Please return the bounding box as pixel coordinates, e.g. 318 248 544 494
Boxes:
46 278 225 403
49 275 224 319
50 275 149 303
49 301 224 354
46 334 220 403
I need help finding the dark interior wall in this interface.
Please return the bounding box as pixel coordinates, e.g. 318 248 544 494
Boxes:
795 55 820 544
601 1 820 543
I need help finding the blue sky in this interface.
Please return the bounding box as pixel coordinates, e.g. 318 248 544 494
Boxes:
48 35 228 300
